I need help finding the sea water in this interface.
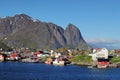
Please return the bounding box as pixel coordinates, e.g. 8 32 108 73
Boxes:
0 62 120 80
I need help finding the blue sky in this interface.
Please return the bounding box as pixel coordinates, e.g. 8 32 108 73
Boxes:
0 0 120 49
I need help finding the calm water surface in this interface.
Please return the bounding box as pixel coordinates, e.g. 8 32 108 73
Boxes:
0 62 120 80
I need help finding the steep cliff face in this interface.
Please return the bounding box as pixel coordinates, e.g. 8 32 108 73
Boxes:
64 24 81 47
0 14 90 50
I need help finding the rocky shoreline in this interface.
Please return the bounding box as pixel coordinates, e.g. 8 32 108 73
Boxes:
71 61 120 68
1 55 120 69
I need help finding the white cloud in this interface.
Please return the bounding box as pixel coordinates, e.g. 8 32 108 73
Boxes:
85 38 120 44
85 38 120 49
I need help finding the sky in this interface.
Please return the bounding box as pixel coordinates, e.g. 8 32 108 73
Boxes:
0 0 120 49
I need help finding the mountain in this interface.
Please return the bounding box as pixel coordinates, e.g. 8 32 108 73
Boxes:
0 14 90 50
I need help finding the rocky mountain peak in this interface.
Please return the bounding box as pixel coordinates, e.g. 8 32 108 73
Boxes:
67 23 77 29
64 24 82 48
0 14 90 50
14 14 31 19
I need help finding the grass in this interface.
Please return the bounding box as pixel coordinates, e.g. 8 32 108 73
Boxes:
110 56 120 64
70 54 92 64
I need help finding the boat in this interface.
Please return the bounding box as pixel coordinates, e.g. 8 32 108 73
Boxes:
88 66 93 68
52 60 65 66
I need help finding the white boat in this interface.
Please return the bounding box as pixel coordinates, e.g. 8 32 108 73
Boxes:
88 66 93 68
52 60 64 66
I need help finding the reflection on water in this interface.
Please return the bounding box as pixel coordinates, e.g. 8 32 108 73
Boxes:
0 62 120 80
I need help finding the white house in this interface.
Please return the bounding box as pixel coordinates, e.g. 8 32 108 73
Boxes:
92 48 108 61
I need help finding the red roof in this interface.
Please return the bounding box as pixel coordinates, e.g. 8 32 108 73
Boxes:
98 61 109 65
11 53 18 58
34 51 40 55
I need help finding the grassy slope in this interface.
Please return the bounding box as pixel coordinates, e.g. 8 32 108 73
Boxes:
70 54 92 65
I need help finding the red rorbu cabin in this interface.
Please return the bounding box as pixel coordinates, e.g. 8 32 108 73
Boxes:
97 58 109 68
